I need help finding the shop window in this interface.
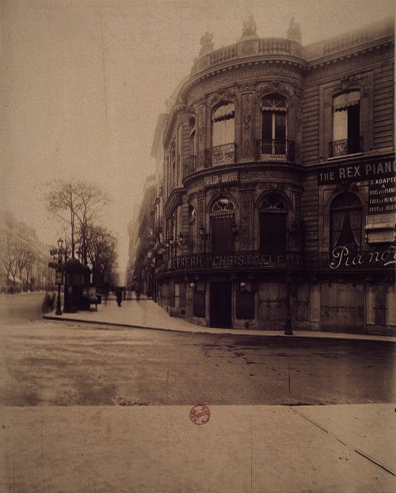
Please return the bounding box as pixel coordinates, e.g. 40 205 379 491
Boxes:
331 193 362 252
330 91 361 157
212 103 235 147
210 198 235 255
261 95 288 155
259 194 287 254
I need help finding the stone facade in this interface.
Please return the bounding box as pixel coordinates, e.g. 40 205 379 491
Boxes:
133 17 395 335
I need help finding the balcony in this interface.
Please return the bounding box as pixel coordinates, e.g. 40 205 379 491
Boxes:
256 140 297 162
329 137 363 158
190 37 304 77
205 143 236 168
184 155 197 177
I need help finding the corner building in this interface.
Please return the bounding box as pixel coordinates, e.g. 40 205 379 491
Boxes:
148 18 395 335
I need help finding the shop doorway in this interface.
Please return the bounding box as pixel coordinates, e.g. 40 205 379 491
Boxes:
210 282 232 328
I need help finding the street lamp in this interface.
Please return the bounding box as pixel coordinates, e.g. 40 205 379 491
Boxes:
52 238 64 316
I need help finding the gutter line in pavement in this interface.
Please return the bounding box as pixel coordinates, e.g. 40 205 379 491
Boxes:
291 407 396 477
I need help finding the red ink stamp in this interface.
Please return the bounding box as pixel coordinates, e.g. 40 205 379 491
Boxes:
190 405 210 425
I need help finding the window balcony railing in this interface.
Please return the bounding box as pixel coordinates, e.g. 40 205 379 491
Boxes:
256 140 297 162
329 137 363 158
205 143 236 168
184 155 197 177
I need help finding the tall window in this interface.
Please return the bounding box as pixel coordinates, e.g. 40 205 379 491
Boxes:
189 117 197 156
170 140 176 189
261 95 287 155
177 124 183 185
210 198 235 255
212 103 235 147
331 91 361 157
331 193 362 252
259 194 287 254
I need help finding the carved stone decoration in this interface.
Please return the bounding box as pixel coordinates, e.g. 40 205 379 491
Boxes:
241 15 258 38
257 81 296 98
198 197 205 226
241 192 253 248
286 17 302 44
207 86 238 108
199 32 214 56
336 74 358 92
241 93 254 158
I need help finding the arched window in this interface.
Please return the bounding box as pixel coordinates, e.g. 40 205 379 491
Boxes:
259 193 288 254
210 198 235 255
261 95 287 155
331 193 362 252
330 91 361 157
212 103 235 147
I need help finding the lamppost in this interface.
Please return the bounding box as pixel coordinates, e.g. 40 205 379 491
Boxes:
50 238 65 316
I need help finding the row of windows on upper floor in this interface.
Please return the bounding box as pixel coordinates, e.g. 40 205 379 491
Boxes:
166 91 364 190
165 192 367 256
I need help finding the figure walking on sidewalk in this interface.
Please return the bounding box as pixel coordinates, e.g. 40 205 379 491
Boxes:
116 287 122 307
135 282 141 302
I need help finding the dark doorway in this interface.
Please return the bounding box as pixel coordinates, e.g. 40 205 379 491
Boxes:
210 282 232 328
259 212 286 253
211 216 235 255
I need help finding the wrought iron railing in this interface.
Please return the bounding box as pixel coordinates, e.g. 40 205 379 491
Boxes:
329 137 363 158
256 140 296 162
184 155 197 177
205 143 236 168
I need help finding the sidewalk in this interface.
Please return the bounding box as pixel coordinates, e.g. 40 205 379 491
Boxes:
44 298 396 342
1 404 395 493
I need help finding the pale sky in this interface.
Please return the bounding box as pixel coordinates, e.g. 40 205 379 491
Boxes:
0 0 394 278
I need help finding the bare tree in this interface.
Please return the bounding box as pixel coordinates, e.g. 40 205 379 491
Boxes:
86 225 118 286
45 180 109 261
14 241 28 289
1 232 17 284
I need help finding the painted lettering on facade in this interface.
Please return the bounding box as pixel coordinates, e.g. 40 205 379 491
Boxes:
368 175 396 214
317 160 395 185
204 172 238 186
329 245 396 270
166 252 302 271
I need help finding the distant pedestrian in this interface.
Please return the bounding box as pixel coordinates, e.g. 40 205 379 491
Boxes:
116 288 122 307
41 291 55 313
135 283 141 302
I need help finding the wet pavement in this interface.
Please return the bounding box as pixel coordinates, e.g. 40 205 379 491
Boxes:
1 294 395 493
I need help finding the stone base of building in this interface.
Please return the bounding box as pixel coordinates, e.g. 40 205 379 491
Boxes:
156 275 395 336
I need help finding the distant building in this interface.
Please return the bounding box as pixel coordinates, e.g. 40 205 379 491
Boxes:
127 175 157 295
0 210 53 292
132 17 395 335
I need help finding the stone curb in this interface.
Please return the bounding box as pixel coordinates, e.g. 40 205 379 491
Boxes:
42 314 396 342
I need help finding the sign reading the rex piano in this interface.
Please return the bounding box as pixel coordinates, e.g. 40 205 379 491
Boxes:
317 159 395 185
